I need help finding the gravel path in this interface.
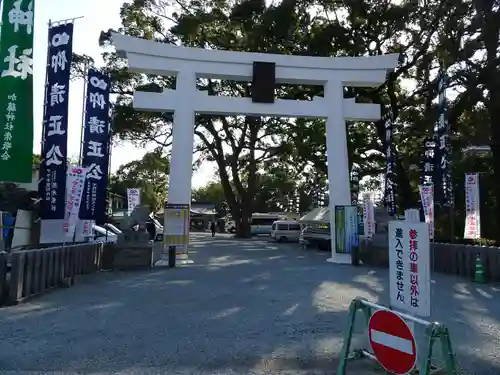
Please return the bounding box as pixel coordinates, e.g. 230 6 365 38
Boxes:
0 233 499 374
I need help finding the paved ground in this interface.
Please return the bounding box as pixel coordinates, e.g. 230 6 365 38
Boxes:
0 233 500 374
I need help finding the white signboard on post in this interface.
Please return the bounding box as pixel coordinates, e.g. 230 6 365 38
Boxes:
404 209 420 222
127 188 141 215
362 192 375 238
63 166 87 239
464 173 480 239
389 221 431 317
419 184 435 240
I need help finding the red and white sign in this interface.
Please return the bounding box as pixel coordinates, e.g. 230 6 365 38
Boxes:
63 166 87 239
464 173 480 239
368 310 417 375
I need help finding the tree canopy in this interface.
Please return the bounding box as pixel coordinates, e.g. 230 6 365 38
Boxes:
108 150 170 212
76 0 500 242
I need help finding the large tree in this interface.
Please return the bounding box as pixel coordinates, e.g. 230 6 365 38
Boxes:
80 0 499 242
108 150 170 212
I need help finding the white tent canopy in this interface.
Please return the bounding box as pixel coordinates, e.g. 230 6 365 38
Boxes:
299 207 329 224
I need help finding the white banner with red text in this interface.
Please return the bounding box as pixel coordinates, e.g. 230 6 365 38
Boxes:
64 166 87 239
464 173 481 239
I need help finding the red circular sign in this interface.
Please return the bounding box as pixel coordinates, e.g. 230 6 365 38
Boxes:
368 310 417 374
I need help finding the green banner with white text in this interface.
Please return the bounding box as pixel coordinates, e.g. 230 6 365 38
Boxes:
0 0 34 182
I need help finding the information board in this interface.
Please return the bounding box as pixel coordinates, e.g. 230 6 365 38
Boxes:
335 205 359 254
163 203 190 247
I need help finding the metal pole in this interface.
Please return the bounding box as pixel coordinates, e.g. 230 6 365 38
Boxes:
79 62 89 165
49 16 85 27
38 19 52 195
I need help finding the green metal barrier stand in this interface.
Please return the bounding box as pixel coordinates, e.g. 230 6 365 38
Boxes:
337 297 458 375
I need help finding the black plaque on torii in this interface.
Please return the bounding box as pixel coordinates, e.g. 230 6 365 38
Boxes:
252 61 276 103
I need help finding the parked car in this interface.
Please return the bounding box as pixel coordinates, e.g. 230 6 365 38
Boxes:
271 220 302 242
87 224 118 244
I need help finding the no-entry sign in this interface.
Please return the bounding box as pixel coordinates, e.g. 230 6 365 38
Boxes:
368 310 417 374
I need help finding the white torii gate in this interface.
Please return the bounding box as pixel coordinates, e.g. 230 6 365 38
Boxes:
112 33 399 265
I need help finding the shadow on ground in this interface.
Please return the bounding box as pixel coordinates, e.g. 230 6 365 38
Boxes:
0 233 499 374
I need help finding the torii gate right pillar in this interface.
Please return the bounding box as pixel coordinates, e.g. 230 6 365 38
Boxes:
324 79 352 264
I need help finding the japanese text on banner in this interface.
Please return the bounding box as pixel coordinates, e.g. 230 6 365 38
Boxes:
362 192 375 238
38 22 74 219
350 167 360 205
388 221 431 317
0 0 36 182
79 68 111 225
420 137 436 186
383 111 397 215
435 70 453 207
63 166 86 238
464 173 481 239
127 188 141 215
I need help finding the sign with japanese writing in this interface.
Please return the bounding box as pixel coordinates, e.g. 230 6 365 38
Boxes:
419 137 436 186
418 184 435 240
334 205 358 254
163 202 190 247
383 111 397 215
39 22 74 219
0 0 35 182
464 173 480 239
435 70 453 207
350 167 360 205
127 188 141 215
79 68 111 225
362 191 375 238
389 221 430 317
404 209 420 222
63 166 86 239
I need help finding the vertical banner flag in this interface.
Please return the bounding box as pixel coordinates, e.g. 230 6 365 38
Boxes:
362 192 375 238
383 110 397 215
127 188 141 215
79 68 111 225
464 173 480 239
350 167 360 205
335 205 358 254
420 137 436 185
0 0 35 182
389 220 431 317
419 184 435 239
435 69 453 206
63 166 86 238
39 23 74 219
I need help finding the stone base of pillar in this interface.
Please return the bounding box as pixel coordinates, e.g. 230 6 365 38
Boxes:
326 254 351 265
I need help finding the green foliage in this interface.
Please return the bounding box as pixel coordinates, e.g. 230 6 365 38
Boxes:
82 0 500 242
108 150 170 212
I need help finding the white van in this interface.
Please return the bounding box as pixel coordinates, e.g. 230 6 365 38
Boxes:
271 220 303 242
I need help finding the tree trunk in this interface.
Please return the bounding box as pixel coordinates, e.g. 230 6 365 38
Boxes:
488 95 500 244
482 9 500 244
235 212 252 237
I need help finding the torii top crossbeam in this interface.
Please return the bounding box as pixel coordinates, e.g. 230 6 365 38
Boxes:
112 33 398 87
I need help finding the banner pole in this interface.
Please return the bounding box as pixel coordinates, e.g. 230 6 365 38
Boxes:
38 19 52 198
79 62 89 165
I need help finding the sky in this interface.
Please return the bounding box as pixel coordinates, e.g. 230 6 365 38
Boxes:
29 0 215 188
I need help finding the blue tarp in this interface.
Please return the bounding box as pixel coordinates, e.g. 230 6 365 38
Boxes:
2 213 14 240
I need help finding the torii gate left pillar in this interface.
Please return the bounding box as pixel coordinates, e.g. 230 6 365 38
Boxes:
113 33 398 265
